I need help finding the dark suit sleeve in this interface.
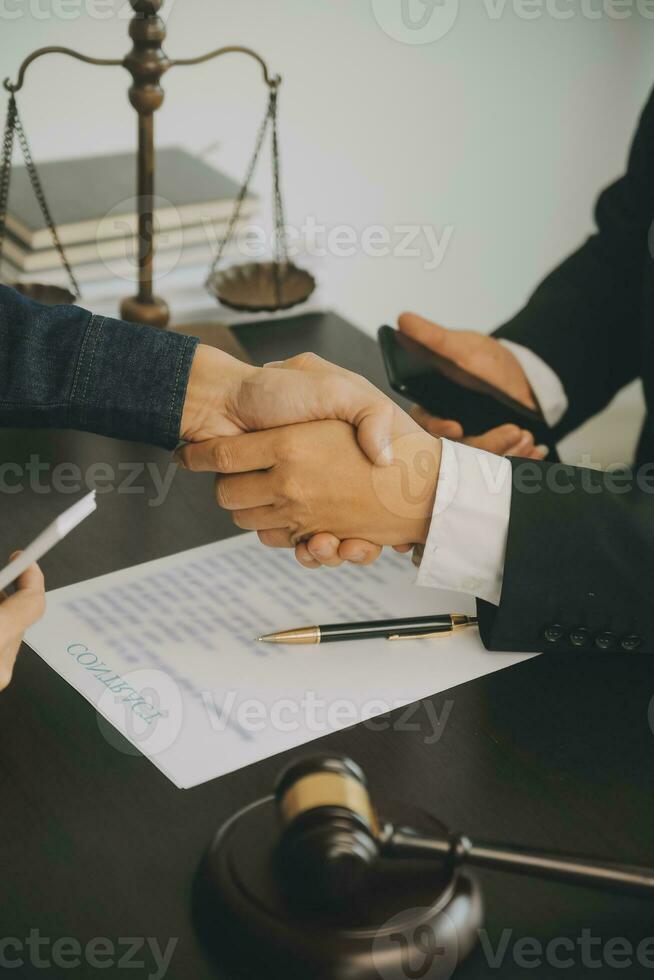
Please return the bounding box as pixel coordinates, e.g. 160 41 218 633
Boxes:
0 285 198 448
494 86 654 438
477 457 653 654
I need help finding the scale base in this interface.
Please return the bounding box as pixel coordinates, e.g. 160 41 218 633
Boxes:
120 294 170 329
194 797 483 980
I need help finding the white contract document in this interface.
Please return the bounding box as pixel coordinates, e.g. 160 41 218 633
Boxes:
26 534 535 789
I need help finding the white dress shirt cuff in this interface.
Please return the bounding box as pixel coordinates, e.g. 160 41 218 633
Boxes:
416 439 512 606
499 339 568 428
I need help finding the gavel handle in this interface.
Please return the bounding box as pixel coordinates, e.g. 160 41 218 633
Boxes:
386 826 654 899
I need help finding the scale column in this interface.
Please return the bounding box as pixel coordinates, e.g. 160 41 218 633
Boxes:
120 0 171 329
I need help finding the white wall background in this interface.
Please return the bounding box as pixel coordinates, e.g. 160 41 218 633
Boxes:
3 2 654 464
0 0 654 382
1 0 652 336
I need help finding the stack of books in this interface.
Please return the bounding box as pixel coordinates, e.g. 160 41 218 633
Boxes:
0 146 258 316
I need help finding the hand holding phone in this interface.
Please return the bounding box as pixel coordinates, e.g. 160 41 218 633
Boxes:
378 324 555 449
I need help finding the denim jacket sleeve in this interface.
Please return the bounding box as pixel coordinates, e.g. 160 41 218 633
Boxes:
0 285 198 449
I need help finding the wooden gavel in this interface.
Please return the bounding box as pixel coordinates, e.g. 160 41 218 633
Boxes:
275 755 654 905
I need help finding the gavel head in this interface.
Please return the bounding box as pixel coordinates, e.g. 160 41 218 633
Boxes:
274 755 382 905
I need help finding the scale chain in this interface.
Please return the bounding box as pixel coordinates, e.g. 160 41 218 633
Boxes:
270 88 288 269
11 96 81 298
0 94 80 299
206 91 273 282
206 85 289 302
0 95 17 272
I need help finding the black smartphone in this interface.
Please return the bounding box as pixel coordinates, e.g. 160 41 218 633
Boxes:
378 324 553 443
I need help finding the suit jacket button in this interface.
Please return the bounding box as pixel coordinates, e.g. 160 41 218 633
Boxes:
594 632 616 651
544 624 564 643
620 634 642 652
569 627 590 648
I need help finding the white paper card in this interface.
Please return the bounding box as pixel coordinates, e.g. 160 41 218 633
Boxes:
26 534 535 788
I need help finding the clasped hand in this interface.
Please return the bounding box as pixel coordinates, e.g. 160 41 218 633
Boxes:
178 314 544 568
178 414 441 555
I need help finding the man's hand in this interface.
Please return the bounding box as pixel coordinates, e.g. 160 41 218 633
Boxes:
288 312 546 570
398 311 547 460
180 346 414 569
180 346 396 465
401 311 536 408
0 556 45 691
177 416 441 551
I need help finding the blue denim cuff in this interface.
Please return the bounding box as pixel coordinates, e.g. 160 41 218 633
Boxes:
68 314 199 449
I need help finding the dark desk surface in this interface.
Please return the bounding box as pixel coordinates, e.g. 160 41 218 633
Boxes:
1 312 653 979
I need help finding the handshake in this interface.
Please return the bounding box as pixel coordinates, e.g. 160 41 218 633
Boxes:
176 312 545 568
177 344 440 569
0 311 544 693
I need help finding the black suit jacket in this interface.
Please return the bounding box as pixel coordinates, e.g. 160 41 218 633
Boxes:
477 85 654 656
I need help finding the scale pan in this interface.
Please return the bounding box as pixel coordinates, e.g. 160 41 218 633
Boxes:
11 282 76 307
208 261 315 313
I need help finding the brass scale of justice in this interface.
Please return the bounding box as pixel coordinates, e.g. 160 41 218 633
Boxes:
0 0 315 328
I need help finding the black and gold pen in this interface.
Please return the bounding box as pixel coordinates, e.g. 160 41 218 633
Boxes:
257 614 478 645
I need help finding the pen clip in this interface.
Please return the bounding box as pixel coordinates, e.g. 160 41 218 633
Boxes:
386 617 478 642
386 626 454 640
387 630 451 641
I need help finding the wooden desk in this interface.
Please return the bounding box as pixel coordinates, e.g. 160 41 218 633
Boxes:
0 313 652 978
